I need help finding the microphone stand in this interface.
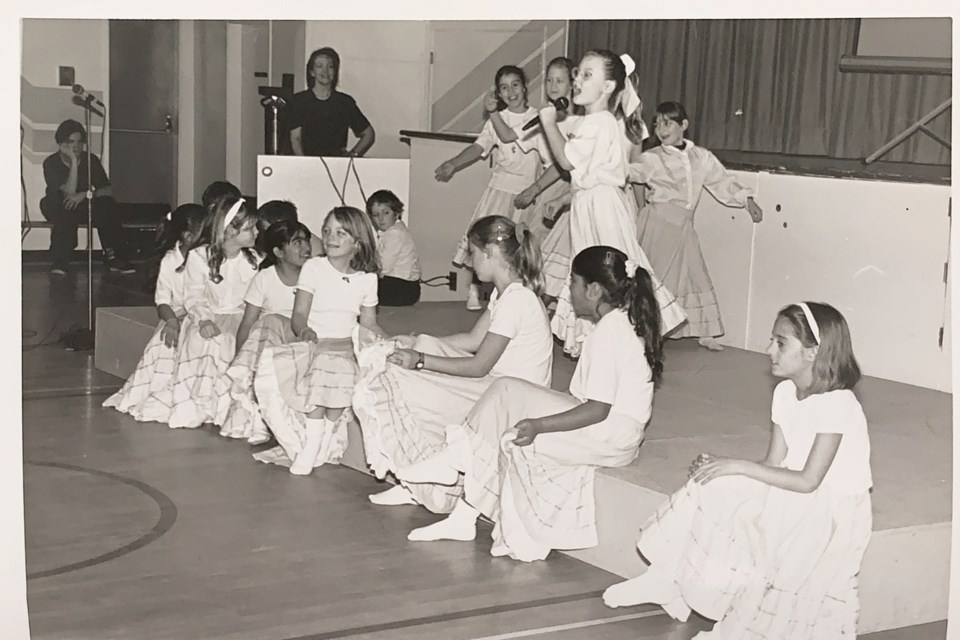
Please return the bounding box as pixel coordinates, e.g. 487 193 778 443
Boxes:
63 95 104 351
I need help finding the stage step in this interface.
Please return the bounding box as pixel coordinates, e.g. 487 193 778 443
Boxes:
93 304 952 634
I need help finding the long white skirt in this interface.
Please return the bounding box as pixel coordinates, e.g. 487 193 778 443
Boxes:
252 336 357 470
452 186 523 268
639 476 872 638
150 312 243 429
353 334 508 514
532 181 574 299
449 377 645 561
102 314 185 423
637 203 723 339
219 314 295 442
550 184 687 357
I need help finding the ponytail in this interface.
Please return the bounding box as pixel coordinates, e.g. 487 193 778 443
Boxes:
466 215 544 297
512 223 544 297
571 246 664 384
623 265 664 383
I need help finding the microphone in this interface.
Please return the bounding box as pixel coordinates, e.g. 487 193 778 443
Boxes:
72 84 104 109
522 97 570 131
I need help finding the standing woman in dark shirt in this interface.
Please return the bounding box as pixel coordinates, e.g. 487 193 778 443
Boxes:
289 47 376 157
41 119 133 275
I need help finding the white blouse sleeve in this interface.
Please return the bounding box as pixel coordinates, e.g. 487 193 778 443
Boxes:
183 248 214 322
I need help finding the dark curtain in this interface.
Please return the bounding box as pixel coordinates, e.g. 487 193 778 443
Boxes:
569 19 951 165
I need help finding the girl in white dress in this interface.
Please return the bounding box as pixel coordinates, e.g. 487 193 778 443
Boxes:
603 302 872 640
164 196 261 429
436 65 540 311
253 207 384 476
219 221 313 443
537 49 685 356
353 215 553 515
500 56 578 303
103 203 209 420
396 246 662 561
628 101 763 351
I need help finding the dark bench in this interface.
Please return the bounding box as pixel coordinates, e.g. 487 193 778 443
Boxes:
22 202 171 259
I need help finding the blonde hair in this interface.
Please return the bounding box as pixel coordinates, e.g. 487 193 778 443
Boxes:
324 206 380 274
467 215 543 296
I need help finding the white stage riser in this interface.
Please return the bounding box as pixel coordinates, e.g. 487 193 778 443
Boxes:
405 136 952 391
563 474 950 635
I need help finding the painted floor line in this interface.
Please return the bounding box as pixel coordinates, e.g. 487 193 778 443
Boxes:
466 609 666 640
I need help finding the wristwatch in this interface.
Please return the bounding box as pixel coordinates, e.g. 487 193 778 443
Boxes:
414 351 425 370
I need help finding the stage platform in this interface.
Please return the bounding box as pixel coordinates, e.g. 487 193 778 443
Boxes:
95 302 952 634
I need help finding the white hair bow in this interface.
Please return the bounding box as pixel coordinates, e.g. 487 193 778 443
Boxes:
619 53 642 118
624 258 639 279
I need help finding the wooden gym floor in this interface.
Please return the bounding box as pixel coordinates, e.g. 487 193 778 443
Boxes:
20 263 947 639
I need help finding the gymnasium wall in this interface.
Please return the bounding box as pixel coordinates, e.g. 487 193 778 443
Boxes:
20 19 110 221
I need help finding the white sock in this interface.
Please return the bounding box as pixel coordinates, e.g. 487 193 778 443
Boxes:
369 484 417 506
408 499 479 542
698 336 724 351
602 564 683 612
289 417 327 475
396 449 460 485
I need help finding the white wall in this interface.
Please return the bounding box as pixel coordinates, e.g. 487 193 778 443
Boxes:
699 171 951 391
303 21 430 159
21 19 110 216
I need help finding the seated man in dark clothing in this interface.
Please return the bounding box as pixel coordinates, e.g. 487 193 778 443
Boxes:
41 119 134 275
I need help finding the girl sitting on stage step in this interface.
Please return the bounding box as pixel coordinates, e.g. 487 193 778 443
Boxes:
164 195 262 429
395 246 662 561
353 216 553 515
604 302 872 640
219 220 313 444
253 206 384 476
103 203 210 421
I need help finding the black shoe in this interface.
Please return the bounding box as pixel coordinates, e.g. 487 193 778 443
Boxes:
49 262 68 276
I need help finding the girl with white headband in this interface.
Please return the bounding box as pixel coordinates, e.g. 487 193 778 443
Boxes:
605 301 872 640
394 246 662 561
536 49 685 357
628 101 763 352
161 194 262 429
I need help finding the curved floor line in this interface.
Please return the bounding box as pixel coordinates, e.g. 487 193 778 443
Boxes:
25 460 178 579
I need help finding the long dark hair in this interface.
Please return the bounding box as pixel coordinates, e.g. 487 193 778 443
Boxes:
160 204 209 273
572 246 664 382
260 220 311 269
467 215 543 297
777 302 861 394
144 203 209 288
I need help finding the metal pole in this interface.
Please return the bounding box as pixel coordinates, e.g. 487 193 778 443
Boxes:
85 105 93 329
